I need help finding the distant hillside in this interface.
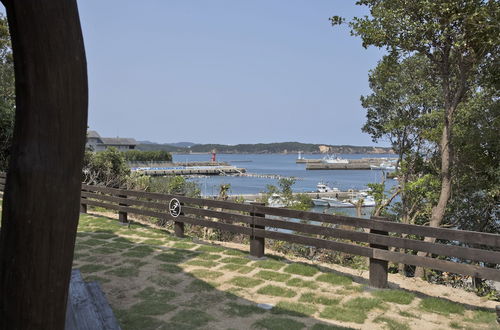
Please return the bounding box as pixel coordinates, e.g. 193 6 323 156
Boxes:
137 142 393 154
167 142 196 148
138 141 196 148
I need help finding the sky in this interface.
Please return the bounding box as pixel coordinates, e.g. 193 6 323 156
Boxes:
3 1 387 146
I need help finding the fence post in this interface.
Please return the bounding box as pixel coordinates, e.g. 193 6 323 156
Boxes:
118 194 127 225
174 221 184 238
369 216 388 288
79 190 87 214
496 305 499 324
173 196 185 238
250 202 265 259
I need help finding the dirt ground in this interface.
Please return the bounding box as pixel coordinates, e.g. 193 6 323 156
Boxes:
75 211 498 329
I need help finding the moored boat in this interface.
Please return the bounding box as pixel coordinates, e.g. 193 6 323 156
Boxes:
317 182 340 193
322 154 349 164
328 195 376 208
312 198 330 207
370 162 396 171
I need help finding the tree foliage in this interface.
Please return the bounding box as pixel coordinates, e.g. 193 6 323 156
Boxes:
82 148 130 187
334 0 499 234
122 150 172 162
0 14 14 171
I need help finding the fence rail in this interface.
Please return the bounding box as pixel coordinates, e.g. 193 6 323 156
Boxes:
0 172 499 287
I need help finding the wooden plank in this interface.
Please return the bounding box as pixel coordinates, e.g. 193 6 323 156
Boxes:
251 228 374 258
86 282 121 330
373 250 500 282
81 184 257 212
182 206 253 225
256 229 500 281
81 191 169 211
66 270 103 330
174 215 252 236
0 177 5 185
249 217 500 264
251 206 500 247
81 184 176 203
83 199 166 220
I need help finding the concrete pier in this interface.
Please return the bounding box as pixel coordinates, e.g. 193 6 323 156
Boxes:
303 157 396 170
224 190 361 201
134 166 246 176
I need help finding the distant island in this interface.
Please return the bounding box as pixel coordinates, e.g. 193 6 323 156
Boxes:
137 141 393 154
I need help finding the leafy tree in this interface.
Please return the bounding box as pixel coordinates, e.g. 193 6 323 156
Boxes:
0 14 14 170
147 176 200 198
82 147 130 187
123 150 172 162
332 1 499 269
278 177 296 201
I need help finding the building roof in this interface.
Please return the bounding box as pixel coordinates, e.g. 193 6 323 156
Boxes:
87 130 101 138
100 137 138 146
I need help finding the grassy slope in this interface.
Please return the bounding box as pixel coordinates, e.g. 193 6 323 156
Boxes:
73 213 497 330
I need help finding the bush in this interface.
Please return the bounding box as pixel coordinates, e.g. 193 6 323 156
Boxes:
123 150 172 162
82 148 130 187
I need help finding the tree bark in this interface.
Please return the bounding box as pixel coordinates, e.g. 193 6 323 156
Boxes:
0 1 88 329
414 113 453 278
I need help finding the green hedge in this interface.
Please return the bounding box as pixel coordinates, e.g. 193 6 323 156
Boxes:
123 150 172 162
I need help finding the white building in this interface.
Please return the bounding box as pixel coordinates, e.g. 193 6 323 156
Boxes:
86 130 137 152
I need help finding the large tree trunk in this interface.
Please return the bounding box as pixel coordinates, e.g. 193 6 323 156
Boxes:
414 115 453 278
0 1 88 329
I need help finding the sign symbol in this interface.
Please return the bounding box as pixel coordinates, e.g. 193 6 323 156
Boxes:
169 198 181 218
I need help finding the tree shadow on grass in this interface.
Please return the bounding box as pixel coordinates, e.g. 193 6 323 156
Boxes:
75 212 497 329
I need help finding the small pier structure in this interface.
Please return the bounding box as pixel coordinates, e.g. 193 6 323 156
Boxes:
132 165 246 176
302 157 396 170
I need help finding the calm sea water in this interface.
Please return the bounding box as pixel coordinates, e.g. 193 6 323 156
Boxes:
173 153 397 195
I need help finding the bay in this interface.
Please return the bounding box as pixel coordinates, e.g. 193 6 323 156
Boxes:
173 153 397 195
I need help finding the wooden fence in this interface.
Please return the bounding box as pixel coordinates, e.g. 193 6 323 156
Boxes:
1 173 499 288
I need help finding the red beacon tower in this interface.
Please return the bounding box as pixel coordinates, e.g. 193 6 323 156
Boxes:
211 150 216 162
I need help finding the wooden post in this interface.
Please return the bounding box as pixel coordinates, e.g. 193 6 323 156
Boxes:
80 190 87 214
118 194 127 224
250 202 265 259
80 198 87 214
0 0 88 328
174 197 185 238
174 221 185 238
496 305 499 324
369 216 389 288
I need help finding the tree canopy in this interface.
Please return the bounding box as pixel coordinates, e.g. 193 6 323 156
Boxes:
0 14 14 171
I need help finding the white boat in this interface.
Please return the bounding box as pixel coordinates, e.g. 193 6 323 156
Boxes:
316 182 340 193
322 154 349 164
327 199 353 208
370 162 396 171
353 195 376 207
312 198 330 207
328 195 376 208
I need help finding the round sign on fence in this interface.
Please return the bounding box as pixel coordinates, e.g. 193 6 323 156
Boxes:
169 198 181 217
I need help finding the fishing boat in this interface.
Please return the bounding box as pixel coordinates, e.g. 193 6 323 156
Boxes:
327 199 353 208
322 154 349 164
370 162 396 171
312 198 330 207
328 195 376 208
316 182 340 193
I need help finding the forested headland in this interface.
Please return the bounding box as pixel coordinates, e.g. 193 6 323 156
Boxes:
137 142 393 154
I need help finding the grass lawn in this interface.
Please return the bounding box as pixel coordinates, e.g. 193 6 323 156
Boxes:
72 213 498 330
